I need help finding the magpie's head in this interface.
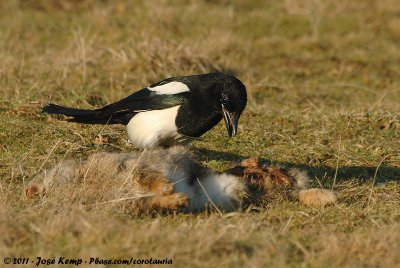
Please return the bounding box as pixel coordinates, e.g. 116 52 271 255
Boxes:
218 77 247 137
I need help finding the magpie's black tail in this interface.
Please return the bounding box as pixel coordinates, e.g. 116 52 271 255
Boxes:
42 104 117 124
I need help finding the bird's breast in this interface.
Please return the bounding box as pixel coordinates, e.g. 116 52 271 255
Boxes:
175 104 223 137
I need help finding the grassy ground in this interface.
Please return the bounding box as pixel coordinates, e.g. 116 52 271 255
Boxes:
1 0 399 267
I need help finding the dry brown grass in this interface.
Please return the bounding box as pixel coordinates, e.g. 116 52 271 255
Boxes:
1 0 400 267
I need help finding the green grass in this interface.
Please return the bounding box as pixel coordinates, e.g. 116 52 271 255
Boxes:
1 0 399 267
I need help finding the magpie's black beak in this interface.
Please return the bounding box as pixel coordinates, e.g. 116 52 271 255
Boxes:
222 106 239 137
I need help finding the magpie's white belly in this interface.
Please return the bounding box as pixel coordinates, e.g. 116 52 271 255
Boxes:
126 105 188 149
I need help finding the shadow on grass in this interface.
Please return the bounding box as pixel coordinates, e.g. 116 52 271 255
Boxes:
195 148 400 184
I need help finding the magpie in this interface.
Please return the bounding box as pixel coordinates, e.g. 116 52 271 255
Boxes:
42 72 247 149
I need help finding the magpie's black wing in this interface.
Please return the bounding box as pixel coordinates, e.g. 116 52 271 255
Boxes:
101 87 190 114
43 79 191 125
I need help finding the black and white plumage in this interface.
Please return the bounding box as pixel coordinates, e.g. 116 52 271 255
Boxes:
42 72 247 149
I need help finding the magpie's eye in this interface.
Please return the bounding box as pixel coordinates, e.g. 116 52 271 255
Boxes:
221 94 229 104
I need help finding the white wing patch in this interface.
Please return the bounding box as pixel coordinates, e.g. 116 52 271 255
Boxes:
148 81 190 95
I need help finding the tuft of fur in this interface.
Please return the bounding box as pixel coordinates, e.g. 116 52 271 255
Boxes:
298 189 337 206
288 168 310 189
288 168 337 206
